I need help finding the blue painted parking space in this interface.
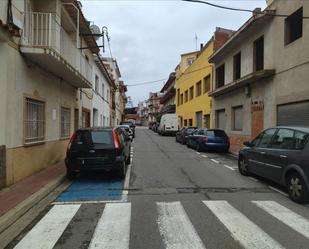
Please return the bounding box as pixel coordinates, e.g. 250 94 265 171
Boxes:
56 177 124 202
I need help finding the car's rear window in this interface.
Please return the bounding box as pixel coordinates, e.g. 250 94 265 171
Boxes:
207 130 227 137
74 130 113 145
91 131 113 144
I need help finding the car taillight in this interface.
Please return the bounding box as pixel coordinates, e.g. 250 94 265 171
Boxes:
112 130 120 149
202 136 208 142
67 132 76 153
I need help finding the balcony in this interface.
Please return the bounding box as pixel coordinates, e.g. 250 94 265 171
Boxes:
208 70 275 97
20 12 92 88
160 87 176 104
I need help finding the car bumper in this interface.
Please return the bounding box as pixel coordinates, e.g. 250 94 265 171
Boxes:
202 143 229 151
65 156 124 173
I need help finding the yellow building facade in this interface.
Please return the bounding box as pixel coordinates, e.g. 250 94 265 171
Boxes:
176 40 214 129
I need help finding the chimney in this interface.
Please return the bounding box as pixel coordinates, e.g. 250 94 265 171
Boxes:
200 43 204 51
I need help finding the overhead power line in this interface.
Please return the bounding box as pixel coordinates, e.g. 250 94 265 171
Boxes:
182 0 309 19
126 78 167 87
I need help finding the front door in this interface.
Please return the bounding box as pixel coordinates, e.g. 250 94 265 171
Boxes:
196 111 202 129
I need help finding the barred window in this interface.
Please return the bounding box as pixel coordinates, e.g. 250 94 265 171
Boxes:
61 107 71 138
25 98 45 144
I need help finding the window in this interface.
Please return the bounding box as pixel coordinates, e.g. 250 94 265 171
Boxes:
256 128 277 148
24 98 45 143
189 119 193 126
189 86 194 100
203 75 210 94
180 93 184 105
270 129 295 149
253 36 264 72
107 89 110 102
184 90 188 102
216 109 225 130
187 58 194 66
184 119 188 126
60 107 71 138
233 52 241 80
177 89 180 106
101 83 104 97
196 81 202 97
294 131 309 150
216 64 225 88
233 106 243 131
204 114 210 129
285 7 303 45
95 75 99 92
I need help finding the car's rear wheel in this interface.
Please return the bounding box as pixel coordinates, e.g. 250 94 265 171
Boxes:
238 156 250 176
66 170 77 180
126 153 131 165
196 143 202 152
286 172 309 204
117 162 127 179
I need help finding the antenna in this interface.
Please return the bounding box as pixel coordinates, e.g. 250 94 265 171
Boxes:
195 34 198 51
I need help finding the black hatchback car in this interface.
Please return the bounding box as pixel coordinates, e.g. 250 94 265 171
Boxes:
65 127 131 179
175 127 197 144
239 126 309 203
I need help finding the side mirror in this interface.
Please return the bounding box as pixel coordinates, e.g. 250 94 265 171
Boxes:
243 141 254 147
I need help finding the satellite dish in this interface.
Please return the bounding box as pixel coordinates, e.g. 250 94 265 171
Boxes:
90 25 101 40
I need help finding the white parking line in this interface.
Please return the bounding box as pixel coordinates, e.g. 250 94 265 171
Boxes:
196 152 201 155
211 159 220 164
122 148 133 202
248 177 258 182
268 186 288 197
201 155 208 158
224 165 236 171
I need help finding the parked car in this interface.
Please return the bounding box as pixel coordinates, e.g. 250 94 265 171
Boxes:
158 113 178 136
239 126 309 203
186 129 230 152
118 125 134 141
65 127 131 179
176 127 197 144
120 120 135 138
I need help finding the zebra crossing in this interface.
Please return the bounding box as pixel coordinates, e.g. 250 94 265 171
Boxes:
13 200 309 249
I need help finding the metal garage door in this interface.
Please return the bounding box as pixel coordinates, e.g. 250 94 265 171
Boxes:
277 101 309 126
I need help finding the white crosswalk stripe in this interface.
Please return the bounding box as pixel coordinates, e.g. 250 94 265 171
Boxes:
89 202 131 249
12 200 309 249
253 201 309 240
14 204 81 249
157 201 206 249
203 200 285 249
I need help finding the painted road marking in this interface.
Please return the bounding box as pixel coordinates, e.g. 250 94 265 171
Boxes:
253 201 309 239
157 201 206 249
196 152 201 155
201 155 208 158
248 177 259 182
224 165 236 171
203 201 284 249
211 159 219 164
268 186 288 196
89 203 131 249
14 204 80 249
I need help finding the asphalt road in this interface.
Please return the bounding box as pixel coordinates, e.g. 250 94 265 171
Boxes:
7 127 309 249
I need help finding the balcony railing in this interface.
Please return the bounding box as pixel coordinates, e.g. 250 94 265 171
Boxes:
21 12 92 88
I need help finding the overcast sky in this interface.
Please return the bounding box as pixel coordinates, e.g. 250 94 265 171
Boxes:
81 0 267 106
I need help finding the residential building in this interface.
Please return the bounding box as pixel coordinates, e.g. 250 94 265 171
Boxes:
137 101 148 126
160 72 176 114
148 92 163 123
209 0 309 153
176 28 233 129
0 0 100 187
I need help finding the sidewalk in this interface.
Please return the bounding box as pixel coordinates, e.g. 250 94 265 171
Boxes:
0 161 66 218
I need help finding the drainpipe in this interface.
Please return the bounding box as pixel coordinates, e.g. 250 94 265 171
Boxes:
62 3 79 48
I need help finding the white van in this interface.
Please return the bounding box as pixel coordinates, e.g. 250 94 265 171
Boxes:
158 114 179 136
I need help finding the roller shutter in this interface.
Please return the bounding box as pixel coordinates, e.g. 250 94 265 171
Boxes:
277 101 309 126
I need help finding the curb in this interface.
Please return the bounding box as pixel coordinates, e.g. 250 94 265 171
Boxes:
0 174 66 235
